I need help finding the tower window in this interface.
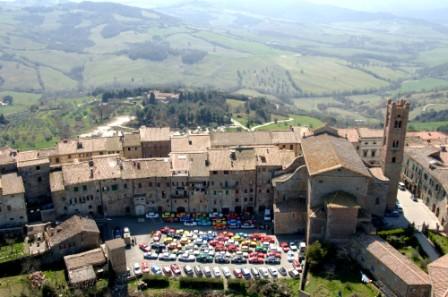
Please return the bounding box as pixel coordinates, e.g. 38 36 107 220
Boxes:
392 157 396 163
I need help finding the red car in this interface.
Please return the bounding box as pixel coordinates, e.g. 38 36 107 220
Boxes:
233 268 243 278
171 264 181 275
138 243 151 252
293 259 301 270
141 261 150 273
160 226 174 234
163 266 172 276
280 242 289 252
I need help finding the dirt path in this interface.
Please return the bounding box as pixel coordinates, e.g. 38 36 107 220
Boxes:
79 115 135 138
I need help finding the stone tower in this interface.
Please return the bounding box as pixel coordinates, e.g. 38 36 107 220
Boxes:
381 99 410 211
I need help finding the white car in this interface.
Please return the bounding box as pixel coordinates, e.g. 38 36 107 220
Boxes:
259 267 269 278
184 265 194 276
213 267 222 278
203 266 212 277
269 267 278 277
133 262 142 277
290 244 298 252
222 267 231 278
146 212 159 219
287 251 295 262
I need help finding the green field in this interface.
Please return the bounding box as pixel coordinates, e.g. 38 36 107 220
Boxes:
399 79 448 93
0 242 26 264
256 114 324 130
0 91 41 115
408 121 448 132
305 260 380 297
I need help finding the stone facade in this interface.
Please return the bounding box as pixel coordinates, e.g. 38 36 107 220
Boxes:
105 238 126 274
17 151 51 205
0 173 27 227
381 99 410 210
402 146 448 231
352 235 432 297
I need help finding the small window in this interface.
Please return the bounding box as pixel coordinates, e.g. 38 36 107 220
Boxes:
111 184 118 191
392 157 396 163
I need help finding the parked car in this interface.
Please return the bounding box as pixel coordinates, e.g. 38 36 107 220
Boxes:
289 269 300 279
203 266 212 277
184 265 194 276
141 261 150 274
251 267 260 279
194 266 203 277
151 264 162 275
144 252 158 260
133 262 142 277
233 268 243 278
213 267 222 278
242 268 251 279
278 267 287 276
146 212 159 219
218 266 229 278
259 267 269 278
268 267 278 277
398 182 406 191
163 266 172 276
171 264 181 276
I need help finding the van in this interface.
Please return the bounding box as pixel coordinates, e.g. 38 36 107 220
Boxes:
264 209 271 221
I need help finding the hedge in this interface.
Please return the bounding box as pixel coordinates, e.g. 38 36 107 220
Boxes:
179 277 224 290
228 279 247 294
141 275 170 289
429 231 448 255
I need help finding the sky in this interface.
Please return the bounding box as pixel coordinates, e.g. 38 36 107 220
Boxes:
5 0 448 13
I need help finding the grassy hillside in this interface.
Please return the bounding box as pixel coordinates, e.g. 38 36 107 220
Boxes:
0 1 448 133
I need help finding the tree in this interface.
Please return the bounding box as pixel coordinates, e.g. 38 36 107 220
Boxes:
2 95 13 105
149 92 156 104
306 240 328 269
0 114 7 125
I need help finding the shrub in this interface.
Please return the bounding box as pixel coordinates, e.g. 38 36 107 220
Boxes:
228 279 247 294
179 277 224 290
429 231 448 254
141 275 170 289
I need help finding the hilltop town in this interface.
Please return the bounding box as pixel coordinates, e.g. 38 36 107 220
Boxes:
0 100 448 297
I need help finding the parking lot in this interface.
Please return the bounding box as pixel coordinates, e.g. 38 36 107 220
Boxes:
116 218 304 281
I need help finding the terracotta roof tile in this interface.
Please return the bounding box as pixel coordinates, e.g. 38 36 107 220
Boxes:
0 172 25 196
302 134 370 177
139 127 171 142
355 235 431 285
48 215 99 246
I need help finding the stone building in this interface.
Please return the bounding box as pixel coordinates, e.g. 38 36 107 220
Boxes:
16 150 51 205
140 127 171 158
381 99 410 210
50 156 132 218
428 254 448 297
357 128 384 166
299 130 389 243
402 145 448 231
121 133 142 159
45 215 100 258
50 137 122 165
64 248 106 288
0 147 17 174
105 238 126 274
0 172 27 227
352 235 432 297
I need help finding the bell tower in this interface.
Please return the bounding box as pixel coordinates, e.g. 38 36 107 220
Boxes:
381 99 410 211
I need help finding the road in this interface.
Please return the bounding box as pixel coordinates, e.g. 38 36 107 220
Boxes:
251 118 293 131
230 118 250 131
